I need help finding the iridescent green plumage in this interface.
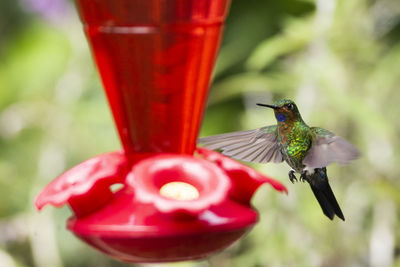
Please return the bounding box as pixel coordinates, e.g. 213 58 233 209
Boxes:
277 120 311 172
199 99 360 221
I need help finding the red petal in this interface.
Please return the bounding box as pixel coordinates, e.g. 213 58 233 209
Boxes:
197 147 287 204
127 154 231 216
35 151 128 216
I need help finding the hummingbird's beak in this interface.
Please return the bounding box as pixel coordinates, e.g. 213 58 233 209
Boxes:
256 103 278 109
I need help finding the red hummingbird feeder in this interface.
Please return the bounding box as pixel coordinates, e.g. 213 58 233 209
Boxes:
35 0 287 263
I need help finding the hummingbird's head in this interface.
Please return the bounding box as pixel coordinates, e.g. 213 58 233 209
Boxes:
256 99 302 123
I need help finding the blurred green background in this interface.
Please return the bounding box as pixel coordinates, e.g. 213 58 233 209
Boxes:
1 0 400 266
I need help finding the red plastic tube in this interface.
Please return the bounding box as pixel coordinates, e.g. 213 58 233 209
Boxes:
76 0 230 158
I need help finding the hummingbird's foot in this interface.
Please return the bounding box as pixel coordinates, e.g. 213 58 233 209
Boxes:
288 170 298 184
300 171 308 183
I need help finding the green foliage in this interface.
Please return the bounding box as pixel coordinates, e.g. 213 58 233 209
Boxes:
1 0 400 266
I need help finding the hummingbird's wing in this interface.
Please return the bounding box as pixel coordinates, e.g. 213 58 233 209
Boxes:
303 127 360 169
198 125 283 164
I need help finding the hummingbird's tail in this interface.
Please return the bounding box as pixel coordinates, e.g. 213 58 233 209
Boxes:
306 167 345 221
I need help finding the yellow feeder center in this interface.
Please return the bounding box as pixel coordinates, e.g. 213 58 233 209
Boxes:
160 182 200 201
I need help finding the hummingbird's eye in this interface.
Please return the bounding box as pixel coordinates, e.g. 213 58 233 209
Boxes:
286 103 294 110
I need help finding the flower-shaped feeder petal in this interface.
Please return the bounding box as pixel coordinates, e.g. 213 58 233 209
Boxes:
37 151 287 262
127 154 231 216
35 151 129 218
197 147 288 204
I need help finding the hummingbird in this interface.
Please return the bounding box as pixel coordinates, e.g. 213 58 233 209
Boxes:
198 99 360 221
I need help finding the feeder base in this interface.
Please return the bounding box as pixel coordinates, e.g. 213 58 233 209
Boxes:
74 227 251 262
